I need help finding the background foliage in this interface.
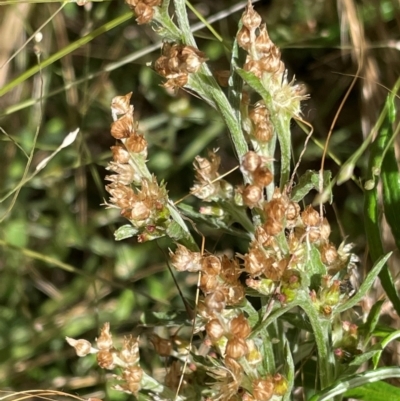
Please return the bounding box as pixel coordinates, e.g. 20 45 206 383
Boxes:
0 0 399 399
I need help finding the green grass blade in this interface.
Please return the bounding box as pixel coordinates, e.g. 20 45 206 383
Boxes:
0 12 132 97
308 367 400 401
381 85 400 252
344 381 400 401
363 82 400 316
336 253 391 313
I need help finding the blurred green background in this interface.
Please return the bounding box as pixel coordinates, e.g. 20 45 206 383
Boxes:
0 0 399 398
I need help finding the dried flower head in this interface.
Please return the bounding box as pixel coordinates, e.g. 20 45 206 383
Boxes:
230 314 251 339
252 377 274 400
97 322 113 350
111 112 135 139
66 337 95 357
169 244 202 272
111 92 132 116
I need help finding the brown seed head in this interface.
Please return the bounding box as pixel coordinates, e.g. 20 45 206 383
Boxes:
97 349 115 369
225 337 248 359
120 336 140 365
230 314 251 339
134 3 154 25
254 121 274 142
97 322 113 350
111 113 135 139
181 51 206 74
193 151 221 181
111 145 130 163
130 199 151 221
259 52 283 75
241 1 262 30
252 377 274 401
204 289 226 314
224 355 243 376
320 217 331 241
105 162 136 186
254 24 272 54
244 58 262 78
202 255 222 276
241 151 261 173
320 242 338 265
106 182 135 209
286 201 300 221
249 101 269 124
205 318 225 342
237 26 251 50
301 205 320 226
244 241 272 277
263 217 283 236
242 184 263 208
125 134 148 154
163 74 188 89
200 273 218 293
66 337 93 357
122 365 143 395
253 166 273 187
169 244 202 272
223 283 245 305
111 92 132 116
220 256 240 284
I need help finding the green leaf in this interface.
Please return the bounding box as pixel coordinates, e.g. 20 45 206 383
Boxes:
291 170 332 203
307 244 328 289
114 224 139 241
373 329 400 368
362 299 384 340
296 292 334 389
308 367 400 401
364 93 400 316
283 335 295 401
381 91 400 252
336 253 391 313
344 381 400 401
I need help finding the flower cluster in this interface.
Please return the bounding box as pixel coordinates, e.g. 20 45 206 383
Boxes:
154 42 207 89
190 150 233 202
68 1 368 399
125 0 162 25
67 323 142 396
105 93 171 242
187 150 353 312
240 151 273 208
237 1 308 122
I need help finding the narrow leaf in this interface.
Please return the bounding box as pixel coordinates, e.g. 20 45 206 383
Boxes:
344 381 400 401
308 367 400 401
336 253 391 313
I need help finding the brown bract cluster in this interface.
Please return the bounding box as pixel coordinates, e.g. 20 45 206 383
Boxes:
105 93 170 242
190 150 233 202
154 42 207 89
125 0 162 25
240 151 273 208
67 323 143 396
189 151 351 308
249 101 274 143
170 248 245 312
237 2 284 79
